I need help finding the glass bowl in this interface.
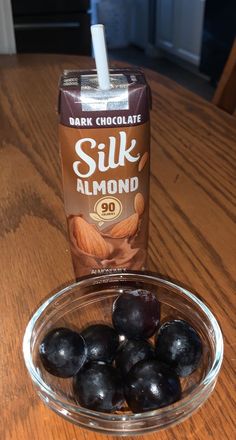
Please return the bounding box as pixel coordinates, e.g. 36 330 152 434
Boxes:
23 272 223 436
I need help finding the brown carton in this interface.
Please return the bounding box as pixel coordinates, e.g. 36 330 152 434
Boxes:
58 68 151 277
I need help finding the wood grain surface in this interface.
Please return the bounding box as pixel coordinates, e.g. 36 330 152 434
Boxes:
0 54 235 440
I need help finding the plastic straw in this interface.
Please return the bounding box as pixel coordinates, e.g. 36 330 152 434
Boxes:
91 24 110 90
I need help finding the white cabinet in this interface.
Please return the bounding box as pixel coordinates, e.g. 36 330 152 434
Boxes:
155 0 206 65
0 0 16 53
155 0 175 50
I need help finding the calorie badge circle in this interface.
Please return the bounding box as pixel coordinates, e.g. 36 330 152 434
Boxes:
94 196 122 221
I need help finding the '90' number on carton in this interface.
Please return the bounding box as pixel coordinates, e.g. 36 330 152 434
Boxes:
92 197 122 221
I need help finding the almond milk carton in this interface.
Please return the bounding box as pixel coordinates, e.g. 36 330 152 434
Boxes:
58 26 151 278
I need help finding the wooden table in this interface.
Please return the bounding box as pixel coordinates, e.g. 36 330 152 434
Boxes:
0 54 235 440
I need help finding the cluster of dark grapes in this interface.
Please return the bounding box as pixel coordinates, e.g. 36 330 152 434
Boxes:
39 289 202 413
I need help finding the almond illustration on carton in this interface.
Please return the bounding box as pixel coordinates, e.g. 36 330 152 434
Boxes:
110 213 139 238
138 152 149 172
134 193 145 216
73 216 110 259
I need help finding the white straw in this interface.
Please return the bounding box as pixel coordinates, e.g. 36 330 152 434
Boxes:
91 24 110 90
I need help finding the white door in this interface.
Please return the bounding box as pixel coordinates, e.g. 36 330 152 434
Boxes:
155 0 205 66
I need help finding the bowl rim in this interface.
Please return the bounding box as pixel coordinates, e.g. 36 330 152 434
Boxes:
23 272 224 422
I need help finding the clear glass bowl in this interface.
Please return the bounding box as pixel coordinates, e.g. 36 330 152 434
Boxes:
23 272 223 436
